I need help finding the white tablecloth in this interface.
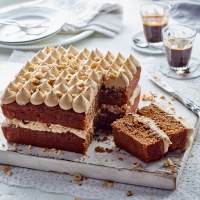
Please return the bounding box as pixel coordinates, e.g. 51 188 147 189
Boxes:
0 0 199 199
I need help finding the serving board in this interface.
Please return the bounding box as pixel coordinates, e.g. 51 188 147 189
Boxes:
0 77 198 190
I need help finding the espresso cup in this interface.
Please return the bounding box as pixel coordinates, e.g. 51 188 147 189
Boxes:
162 24 197 71
140 3 170 45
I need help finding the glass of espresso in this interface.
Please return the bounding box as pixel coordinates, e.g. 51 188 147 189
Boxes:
163 24 197 71
140 3 170 45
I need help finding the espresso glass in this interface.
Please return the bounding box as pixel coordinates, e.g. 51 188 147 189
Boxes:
140 3 170 45
163 24 197 71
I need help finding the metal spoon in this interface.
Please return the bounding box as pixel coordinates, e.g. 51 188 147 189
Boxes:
133 38 165 52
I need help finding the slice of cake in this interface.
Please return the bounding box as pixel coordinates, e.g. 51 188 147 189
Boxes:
1 45 141 154
96 85 141 129
112 114 171 162
137 104 193 151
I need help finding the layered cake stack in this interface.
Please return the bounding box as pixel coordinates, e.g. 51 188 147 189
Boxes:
112 104 193 162
1 45 141 154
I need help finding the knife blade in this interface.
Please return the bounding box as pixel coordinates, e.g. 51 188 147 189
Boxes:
150 76 200 117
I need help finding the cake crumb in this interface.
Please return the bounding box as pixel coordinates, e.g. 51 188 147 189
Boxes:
7 171 13 176
153 76 158 79
109 181 115 188
2 165 10 173
27 145 32 150
141 92 156 102
160 95 165 99
126 191 134 196
102 180 107 188
117 157 124 161
132 162 141 168
190 154 194 158
102 136 108 142
73 173 83 182
95 146 113 153
170 107 175 111
74 197 81 200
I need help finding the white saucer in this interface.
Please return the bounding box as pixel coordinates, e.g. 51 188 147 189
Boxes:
131 31 164 55
0 5 65 44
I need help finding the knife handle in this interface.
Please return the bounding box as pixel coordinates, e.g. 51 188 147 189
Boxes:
173 91 200 116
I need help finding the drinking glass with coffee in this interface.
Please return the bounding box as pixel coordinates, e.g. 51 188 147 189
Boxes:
162 24 197 71
140 3 170 45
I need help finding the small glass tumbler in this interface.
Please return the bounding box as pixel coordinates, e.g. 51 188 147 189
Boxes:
140 3 170 45
162 24 197 71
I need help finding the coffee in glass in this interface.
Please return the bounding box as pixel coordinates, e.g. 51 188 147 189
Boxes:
163 24 197 71
140 3 170 44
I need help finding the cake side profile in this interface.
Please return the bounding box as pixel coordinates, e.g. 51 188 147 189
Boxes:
137 104 193 151
1 45 141 153
112 113 171 162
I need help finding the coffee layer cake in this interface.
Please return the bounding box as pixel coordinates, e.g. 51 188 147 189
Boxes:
112 104 193 162
1 46 141 153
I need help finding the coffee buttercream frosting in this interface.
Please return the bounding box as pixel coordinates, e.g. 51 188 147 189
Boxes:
1 45 140 113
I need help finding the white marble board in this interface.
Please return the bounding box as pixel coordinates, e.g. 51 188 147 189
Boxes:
0 78 198 190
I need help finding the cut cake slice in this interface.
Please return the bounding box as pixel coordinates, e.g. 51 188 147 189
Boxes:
137 104 193 151
112 113 171 162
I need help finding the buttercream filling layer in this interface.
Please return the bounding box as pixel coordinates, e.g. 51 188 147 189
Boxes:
6 118 88 140
129 114 172 153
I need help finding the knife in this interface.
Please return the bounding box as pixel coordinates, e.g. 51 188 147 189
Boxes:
150 77 200 117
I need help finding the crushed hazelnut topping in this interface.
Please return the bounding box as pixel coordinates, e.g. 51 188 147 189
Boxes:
2 165 10 173
141 92 156 102
31 78 40 85
102 180 107 188
170 107 175 111
57 150 64 155
74 197 81 200
126 190 134 196
17 83 23 90
90 62 98 69
109 181 115 188
117 157 124 161
95 146 113 153
73 173 82 182
109 73 116 79
160 95 165 99
12 143 17 150
170 97 175 101
7 171 13 176
132 162 141 168
164 158 175 167
28 145 32 150
56 91 63 97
